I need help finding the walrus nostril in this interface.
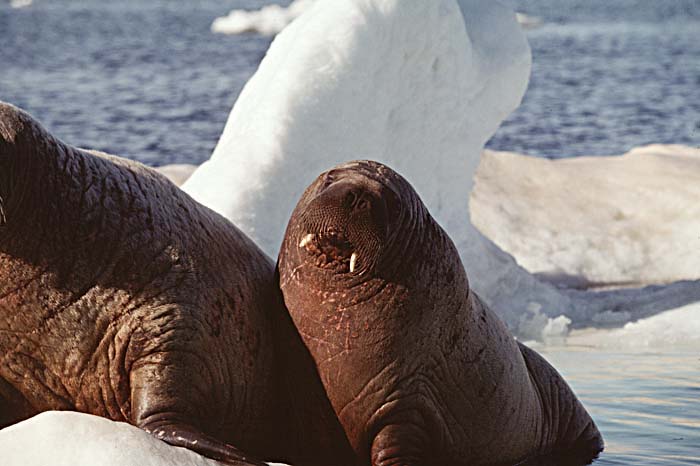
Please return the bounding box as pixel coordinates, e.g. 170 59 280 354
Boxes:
345 190 359 209
352 194 372 213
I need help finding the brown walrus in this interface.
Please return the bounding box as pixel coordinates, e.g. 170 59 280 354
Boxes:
0 102 352 466
278 160 604 465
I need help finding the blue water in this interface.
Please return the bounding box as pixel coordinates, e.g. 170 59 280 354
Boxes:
1 0 699 164
544 349 700 465
493 0 700 157
1 1 699 464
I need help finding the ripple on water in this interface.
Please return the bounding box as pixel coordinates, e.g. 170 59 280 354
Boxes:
540 348 700 465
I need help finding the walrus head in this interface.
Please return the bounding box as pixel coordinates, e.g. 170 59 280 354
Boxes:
280 160 430 283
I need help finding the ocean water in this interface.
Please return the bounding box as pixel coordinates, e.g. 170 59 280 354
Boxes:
543 348 700 465
1 0 699 164
492 0 700 157
1 1 699 465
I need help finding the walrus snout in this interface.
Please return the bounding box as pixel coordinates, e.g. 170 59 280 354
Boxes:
296 174 389 275
314 177 388 230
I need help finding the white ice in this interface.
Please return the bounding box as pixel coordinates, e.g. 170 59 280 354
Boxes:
566 303 700 350
522 302 700 350
211 0 542 36
0 412 290 466
185 0 700 340
514 12 542 29
9 0 32 9
211 0 313 36
472 145 700 287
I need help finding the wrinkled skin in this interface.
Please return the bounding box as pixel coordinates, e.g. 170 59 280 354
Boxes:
278 160 604 466
0 103 353 466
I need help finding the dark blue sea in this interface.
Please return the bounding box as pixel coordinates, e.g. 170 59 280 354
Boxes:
0 1 699 465
1 0 699 165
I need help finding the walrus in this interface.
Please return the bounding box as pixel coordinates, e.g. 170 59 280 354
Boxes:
0 103 353 466
278 160 604 465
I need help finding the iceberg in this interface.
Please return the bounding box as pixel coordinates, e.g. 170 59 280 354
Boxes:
514 12 542 29
184 0 700 339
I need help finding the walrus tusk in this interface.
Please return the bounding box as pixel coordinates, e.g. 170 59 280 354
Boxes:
299 233 315 248
349 253 357 273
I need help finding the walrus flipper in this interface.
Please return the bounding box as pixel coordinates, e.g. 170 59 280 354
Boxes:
139 421 266 466
128 308 268 466
517 342 603 460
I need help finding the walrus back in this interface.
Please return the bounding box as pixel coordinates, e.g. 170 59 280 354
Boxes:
0 102 277 438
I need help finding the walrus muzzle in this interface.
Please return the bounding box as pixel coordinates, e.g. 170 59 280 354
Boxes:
295 169 390 275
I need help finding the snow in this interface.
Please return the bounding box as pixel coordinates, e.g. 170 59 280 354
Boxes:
211 0 542 37
0 412 291 466
472 145 700 287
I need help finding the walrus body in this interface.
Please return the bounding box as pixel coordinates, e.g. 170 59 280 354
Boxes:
0 103 352 465
278 160 604 465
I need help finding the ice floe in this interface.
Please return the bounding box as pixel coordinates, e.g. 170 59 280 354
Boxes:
472 145 700 288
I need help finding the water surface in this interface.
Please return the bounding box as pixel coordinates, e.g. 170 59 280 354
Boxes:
543 347 700 465
1 0 698 163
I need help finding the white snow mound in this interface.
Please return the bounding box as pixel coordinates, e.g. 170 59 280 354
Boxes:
0 411 291 466
472 145 700 287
